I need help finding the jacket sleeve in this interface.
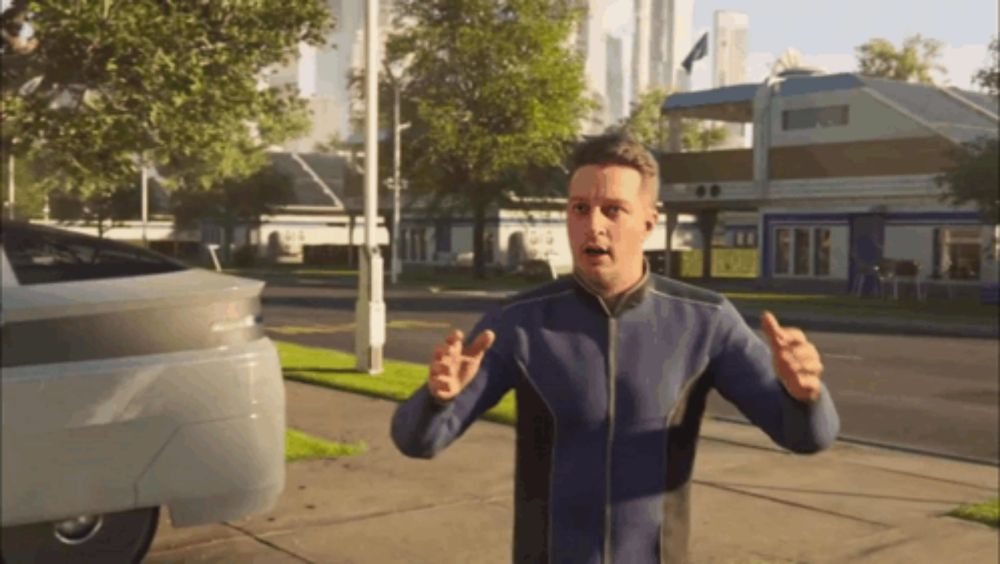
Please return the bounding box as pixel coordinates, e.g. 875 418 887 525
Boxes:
707 298 840 454
390 309 516 459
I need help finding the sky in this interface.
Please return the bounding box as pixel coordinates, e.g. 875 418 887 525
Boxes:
603 0 997 99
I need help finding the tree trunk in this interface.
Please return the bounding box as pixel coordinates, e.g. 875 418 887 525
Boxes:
222 216 235 264
472 197 487 280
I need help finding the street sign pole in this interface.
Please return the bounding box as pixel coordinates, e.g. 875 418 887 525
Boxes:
354 0 385 374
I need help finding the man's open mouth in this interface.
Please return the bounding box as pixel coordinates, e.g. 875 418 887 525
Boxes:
584 245 610 257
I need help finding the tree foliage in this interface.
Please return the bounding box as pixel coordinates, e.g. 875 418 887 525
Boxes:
615 87 728 151
382 0 592 277
1 0 331 204
937 136 999 225
855 34 944 84
973 35 998 95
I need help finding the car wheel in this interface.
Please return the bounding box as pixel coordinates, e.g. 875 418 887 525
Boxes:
1 507 159 564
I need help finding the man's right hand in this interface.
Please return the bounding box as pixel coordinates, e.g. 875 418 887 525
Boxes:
428 328 496 403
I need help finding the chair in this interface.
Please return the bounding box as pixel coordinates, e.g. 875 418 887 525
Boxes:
852 262 884 298
890 260 925 301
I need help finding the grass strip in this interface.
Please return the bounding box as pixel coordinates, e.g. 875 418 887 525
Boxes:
948 498 1000 528
276 341 517 426
285 428 367 462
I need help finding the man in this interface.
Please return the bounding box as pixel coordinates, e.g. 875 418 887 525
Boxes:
391 133 839 563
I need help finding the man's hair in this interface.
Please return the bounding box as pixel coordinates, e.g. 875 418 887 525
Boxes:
570 133 659 204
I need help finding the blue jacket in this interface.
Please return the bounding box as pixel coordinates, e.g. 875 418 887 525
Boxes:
391 272 840 563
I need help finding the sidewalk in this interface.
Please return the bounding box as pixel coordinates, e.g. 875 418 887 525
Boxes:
146 379 999 564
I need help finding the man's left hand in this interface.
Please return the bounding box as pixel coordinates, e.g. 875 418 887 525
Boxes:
761 311 824 403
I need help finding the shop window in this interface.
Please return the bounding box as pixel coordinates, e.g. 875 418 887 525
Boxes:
774 228 791 274
814 228 831 276
794 228 810 275
939 228 981 280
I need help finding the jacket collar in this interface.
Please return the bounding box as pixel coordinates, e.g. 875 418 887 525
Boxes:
573 258 651 317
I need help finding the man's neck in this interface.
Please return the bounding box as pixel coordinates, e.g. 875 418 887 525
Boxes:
575 263 648 309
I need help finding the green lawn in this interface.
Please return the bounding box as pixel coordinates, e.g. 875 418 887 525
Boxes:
285 428 367 462
948 498 1000 528
276 340 517 426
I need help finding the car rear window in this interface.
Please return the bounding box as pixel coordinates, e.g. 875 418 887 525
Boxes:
1 223 188 285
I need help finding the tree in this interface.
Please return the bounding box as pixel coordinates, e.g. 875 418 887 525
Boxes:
855 34 944 84
936 136 999 225
171 162 296 263
381 0 592 278
1 1 330 208
615 87 728 151
973 35 998 95
47 184 140 238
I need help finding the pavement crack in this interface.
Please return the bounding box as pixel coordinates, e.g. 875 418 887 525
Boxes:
843 461 999 491
694 479 891 528
249 494 511 538
222 521 316 563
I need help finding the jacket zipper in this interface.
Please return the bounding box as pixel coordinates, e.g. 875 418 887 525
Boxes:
604 315 617 564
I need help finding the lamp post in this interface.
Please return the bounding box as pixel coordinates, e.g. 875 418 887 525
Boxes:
354 0 385 374
6 153 14 220
141 160 148 245
387 64 411 284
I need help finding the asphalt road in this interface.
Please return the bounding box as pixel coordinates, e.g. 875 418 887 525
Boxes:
261 279 1000 464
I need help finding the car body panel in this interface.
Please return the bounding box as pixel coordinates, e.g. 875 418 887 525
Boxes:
1 224 286 529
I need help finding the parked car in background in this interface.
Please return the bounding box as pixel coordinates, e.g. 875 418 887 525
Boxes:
0 221 286 564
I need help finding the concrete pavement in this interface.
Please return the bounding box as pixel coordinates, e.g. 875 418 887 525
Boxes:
146 379 999 564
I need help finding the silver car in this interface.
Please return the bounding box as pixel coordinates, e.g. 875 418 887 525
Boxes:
1 221 286 563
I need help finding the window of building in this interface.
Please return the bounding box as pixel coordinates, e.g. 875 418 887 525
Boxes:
774 228 791 274
793 228 810 275
775 227 825 276
938 228 981 280
782 105 850 130
813 228 831 276
434 220 451 253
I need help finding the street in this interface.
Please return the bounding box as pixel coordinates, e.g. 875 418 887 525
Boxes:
261 279 1000 464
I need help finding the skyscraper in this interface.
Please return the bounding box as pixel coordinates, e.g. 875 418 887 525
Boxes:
632 0 693 102
606 35 627 123
712 10 749 88
264 0 398 149
712 10 750 147
574 0 612 133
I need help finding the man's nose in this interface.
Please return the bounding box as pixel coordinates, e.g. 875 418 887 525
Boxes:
585 208 608 236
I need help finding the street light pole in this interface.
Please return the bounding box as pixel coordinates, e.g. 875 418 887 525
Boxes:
141 161 148 245
6 154 15 220
391 80 401 284
354 0 385 374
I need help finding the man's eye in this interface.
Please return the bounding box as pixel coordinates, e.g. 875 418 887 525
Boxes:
604 205 622 216
572 203 588 214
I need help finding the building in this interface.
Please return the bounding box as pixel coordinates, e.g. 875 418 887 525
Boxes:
658 70 999 298
574 0 612 132
396 192 702 277
263 0 399 150
606 35 628 123
633 0 693 99
711 10 750 148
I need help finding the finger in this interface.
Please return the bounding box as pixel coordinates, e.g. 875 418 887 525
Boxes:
445 329 464 346
432 344 448 363
446 329 464 359
463 330 496 359
789 342 821 370
782 327 807 345
760 311 786 347
429 361 454 378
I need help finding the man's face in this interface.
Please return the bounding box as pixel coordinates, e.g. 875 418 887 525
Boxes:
567 164 658 295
